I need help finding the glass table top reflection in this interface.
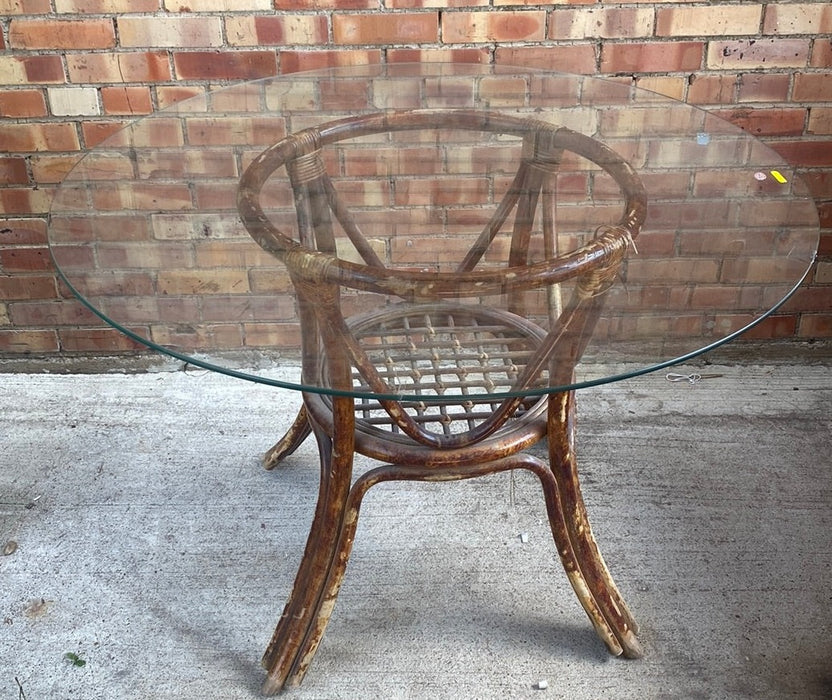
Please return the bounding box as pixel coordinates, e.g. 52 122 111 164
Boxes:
48 63 819 399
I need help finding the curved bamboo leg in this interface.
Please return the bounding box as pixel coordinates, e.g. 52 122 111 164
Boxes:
281 456 537 689
284 460 385 684
286 454 563 690
527 457 623 655
261 396 355 694
264 405 312 470
547 390 641 658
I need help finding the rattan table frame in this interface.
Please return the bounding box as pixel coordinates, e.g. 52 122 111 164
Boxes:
238 109 647 693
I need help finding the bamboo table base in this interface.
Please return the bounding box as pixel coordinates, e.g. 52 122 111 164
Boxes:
259 388 642 694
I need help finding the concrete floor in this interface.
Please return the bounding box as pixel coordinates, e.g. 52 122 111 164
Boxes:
1 359 830 699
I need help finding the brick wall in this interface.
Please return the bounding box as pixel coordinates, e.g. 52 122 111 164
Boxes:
1 1 830 356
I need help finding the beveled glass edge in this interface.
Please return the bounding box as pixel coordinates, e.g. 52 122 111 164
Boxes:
52 251 816 401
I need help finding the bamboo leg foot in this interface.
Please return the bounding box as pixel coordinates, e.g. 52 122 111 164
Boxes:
264 405 312 470
275 465 379 691
547 391 642 658
261 411 354 694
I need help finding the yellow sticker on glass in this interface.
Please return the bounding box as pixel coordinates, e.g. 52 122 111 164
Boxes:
770 170 788 184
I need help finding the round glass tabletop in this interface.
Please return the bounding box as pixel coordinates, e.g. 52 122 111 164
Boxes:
48 63 819 399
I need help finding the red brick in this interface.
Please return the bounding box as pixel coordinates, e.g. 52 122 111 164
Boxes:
644 201 735 230
816 203 832 232
226 15 328 46
388 48 490 65
313 77 374 111
50 248 104 277
248 269 293 294
0 274 55 300
730 200 817 234
691 171 785 202
0 0 51 11
185 117 284 147
49 214 151 243
731 314 798 340
397 177 489 207
793 74 832 102
0 188 53 215
808 108 832 135
66 52 172 84
59 327 145 352
55 0 159 10
688 285 762 311
0 89 47 117
194 243 277 270
81 121 129 148
799 314 832 338
31 154 90 183
136 150 238 180
173 51 277 81
118 16 223 49
737 73 790 103
92 183 192 212
0 55 65 84
475 74 532 106
165 0 272 9
0 219 47 244
719 254 783 284
334 12 439 44
193 183 237 210
0 157 29 185
150 324 244 351
204 83 269 113
55 271 153 299
278 50 382 74
9 18 115 50
156 269 250 296
0 329 59 354
390 0 485 7
801 171 832 200
817 230 832 256
200 295 296 323
707 39 810 70
9 299 100 326
0 247 52 272
616 313 705 340
157 86 206 109
420 74 477 107
0 123 80 152
601 42 704 73
811 38 832 68
95 297 198 326
656 5 761 37
711 108 807 137
495 45 596 74
91 117 184 149
443 10 544 42
686 74 736 105
499 0 593 4
768 141 832 168
96 243 194 271
345 147 442 178
550 8 652 40
275 0 371 7
101 87 153 115
635 75 686 99
763 4 832 35
781 287 832 314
